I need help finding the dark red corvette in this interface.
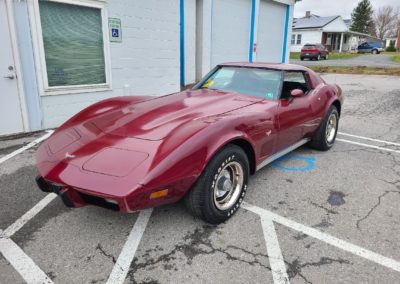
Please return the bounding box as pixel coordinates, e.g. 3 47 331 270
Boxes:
36 63 343 223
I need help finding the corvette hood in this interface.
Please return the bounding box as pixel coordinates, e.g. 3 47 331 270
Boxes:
90 89 261 140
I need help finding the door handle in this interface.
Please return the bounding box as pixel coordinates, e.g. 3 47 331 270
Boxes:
3 74 15 80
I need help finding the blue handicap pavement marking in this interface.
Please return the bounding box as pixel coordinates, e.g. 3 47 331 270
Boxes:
272 154 316 171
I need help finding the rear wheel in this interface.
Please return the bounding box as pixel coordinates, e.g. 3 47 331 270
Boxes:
372 49 378 54
309 105 339 151
316 54 321 61
300 57 304 61
184 145 249 224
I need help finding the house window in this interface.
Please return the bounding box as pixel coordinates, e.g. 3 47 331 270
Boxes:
291 34 296 45
296 34 302 45
37 0 110 93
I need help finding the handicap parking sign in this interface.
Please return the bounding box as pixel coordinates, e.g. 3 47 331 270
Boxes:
108 18 122 42
111 28 119 38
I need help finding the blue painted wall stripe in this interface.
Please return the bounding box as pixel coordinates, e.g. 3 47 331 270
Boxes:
248 0 256 62
281 4 290 63
180 0 185 86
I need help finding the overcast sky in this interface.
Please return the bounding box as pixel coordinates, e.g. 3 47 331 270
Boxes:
294 0 400 19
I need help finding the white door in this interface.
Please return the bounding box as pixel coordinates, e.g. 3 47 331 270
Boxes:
256 0 286 62
210 0 252 68
0 0 25 135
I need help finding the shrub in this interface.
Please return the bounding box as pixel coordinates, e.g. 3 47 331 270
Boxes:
386 40 396 52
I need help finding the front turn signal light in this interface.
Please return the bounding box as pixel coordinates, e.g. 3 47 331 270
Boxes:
150 189 169 199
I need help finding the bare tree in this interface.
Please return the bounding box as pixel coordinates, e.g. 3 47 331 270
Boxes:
373 6 399 39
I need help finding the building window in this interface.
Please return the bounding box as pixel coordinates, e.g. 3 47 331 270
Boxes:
291 34 296 45
296 34 302 45
36 0 110 94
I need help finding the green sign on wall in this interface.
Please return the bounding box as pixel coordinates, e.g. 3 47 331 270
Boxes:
108 18 122 42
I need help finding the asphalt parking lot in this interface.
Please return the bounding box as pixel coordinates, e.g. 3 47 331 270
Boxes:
291 54 400 68
1 74 400 284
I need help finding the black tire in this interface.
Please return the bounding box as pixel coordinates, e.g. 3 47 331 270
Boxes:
184 144 249 224
316 54 321 61
372 49 378 54
300 57 304 61
309 105 339 151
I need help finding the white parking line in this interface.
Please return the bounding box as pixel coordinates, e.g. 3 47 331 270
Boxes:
2 193 57 238
261 217 290 284
0 131 56 283
338 132 400 147
336 138 400 154
242 202 400 273
0 238 54 284
0 130 54 164
106 209 153 284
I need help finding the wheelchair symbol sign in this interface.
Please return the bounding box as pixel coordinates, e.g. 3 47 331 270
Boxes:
112 28 119 38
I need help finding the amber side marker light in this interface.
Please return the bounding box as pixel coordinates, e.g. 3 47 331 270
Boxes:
150 189 169 199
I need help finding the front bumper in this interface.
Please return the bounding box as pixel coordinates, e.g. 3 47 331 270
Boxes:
36 176 124 211
35 176 182 213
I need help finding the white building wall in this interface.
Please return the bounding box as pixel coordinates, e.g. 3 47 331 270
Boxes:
290 30 322 52
184 0 196 85
40 0 181 128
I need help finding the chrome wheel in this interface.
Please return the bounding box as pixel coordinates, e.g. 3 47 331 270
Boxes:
326 113 337 143
213 161 244 211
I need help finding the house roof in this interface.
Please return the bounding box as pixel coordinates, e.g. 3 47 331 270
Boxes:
293 15 340 30
343 19 352 28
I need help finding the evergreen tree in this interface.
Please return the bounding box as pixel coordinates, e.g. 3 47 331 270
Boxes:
350 0 374 34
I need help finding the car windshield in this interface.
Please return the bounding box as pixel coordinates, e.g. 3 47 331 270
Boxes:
195 66 282 100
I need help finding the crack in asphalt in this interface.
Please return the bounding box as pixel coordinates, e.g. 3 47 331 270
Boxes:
356 190 400 229
354 151 400 229
96 243 117 264
286 257 351 284
309 201 338 228
127 225 271 283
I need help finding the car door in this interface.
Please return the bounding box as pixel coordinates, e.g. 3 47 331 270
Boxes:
358 42 367 53
276 71 315 151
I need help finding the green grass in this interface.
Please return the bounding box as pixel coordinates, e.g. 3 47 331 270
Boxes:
381 51 400 55
309 66 400 76
392 56 400 63
290 52 362 60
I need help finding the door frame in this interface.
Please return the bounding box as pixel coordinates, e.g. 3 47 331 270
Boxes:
4 0 30 133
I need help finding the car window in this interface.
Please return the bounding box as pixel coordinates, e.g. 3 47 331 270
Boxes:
196 66 282 100
281 72 310 99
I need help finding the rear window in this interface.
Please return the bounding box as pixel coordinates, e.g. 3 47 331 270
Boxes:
303 44 316 48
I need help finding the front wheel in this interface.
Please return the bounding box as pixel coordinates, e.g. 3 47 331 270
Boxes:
184 145 249 224
372 49 378 54
309 105 339 151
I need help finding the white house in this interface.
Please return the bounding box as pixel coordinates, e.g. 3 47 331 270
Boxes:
291 11 379 52
1 0 295 136
384 31 400 50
